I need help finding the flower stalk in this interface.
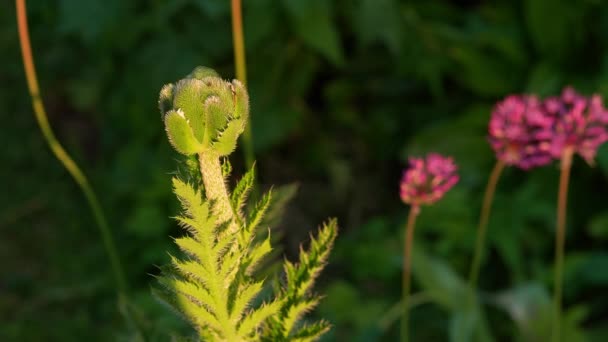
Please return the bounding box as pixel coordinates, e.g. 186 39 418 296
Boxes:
552 146 574 342
402 205 419 342
468 160 505 288
230 0 254 169
198 152 238 234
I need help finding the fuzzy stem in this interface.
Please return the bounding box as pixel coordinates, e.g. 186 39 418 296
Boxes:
402 205 420 342
197 152 241 340
16 0 127 295
552 147 574 342
198 152 237 233
230 0 254 169
469 160 505 288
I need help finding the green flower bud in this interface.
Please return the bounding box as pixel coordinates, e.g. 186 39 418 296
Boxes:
189 66 219 80
159 66 249 156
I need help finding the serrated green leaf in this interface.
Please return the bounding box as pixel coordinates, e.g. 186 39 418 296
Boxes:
152 286 221 332
220 249 242 284
174 237 212 266
172 258 215 288
290 320 331 342
152 287 202 326
288 220 338 298
245 232 273 275
212 233 237 262
237 300 283 336
283 298 319 337
243 190 273 244
230 165 256 219
229 281 264 322
268 220 338 340
157 276 215 314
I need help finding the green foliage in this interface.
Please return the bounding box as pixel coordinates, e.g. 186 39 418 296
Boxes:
264 220 337 341
156 174 337 341
154 68 337 341
410 246 493 342
154 178 281 341
6 1 608 340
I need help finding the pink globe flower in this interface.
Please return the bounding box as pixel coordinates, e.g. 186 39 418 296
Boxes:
400 153 459 209
488 95 554 169
539 87 608 164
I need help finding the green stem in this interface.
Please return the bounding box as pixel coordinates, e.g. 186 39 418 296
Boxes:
402 206 419 342
552 147 574 342
469 160 505 288
230 0 254 169
198 152 238 234
16 0 127 295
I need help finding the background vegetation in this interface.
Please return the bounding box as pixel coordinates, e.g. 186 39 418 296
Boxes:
3 0 608 340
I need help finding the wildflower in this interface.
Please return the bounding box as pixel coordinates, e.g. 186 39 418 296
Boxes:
400 153 459 209
399 153 458 341
540 87 608 164
488 95 554 169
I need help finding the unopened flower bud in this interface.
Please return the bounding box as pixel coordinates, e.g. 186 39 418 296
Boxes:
159 66 249 156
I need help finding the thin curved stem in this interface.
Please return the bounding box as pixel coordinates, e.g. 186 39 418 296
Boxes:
16 0 127 295
469 160 505 288
552 147 574 342
402 206 420 342
230 0 254 169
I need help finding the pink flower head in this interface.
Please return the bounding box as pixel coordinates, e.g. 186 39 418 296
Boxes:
400 153 459 208
539 87 608 164
488 95 554 169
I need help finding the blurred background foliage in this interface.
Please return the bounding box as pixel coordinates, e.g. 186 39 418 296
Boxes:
3 0 608 340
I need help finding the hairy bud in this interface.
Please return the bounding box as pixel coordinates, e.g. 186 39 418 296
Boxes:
159 66 249 156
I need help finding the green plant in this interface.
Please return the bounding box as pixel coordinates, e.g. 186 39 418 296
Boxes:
154 67 337 341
